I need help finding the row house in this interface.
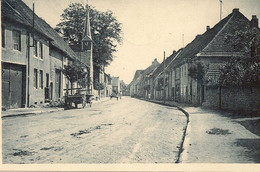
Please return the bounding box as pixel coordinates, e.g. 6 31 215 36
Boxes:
130 70 143 97
104 73 112 97
130 59 159 98
163 8 258 106
129 8 259 110
1 0 91 109
151 51 181 100
120 80 127 96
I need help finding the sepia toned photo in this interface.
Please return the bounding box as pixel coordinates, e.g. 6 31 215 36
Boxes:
1 0 260 171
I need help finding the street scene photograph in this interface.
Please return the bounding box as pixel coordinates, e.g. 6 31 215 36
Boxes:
1 0 260 170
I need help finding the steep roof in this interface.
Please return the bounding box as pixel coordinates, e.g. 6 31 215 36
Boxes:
151 50 179 80
142 59 160 77
133 70 144 80
170 9 250 67
82 5 92 42
2 0 78 60
201 9 250 53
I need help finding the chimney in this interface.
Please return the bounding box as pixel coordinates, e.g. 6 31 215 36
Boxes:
206 26 210 31
250 15 259 28
233 8 239 13
152 58 158 65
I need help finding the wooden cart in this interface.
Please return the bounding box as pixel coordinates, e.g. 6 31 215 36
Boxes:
64 88 93 109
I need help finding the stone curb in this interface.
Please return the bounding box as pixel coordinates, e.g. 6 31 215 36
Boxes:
2 97 111 118
2 108 64 118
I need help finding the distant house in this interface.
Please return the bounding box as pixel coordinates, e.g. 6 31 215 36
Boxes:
120 80 127 96
130 59 159 98
150 52 180 100
130 70 144 97
1 0 79 109
138 59 160 98
112 77 120 93
104 73 112 97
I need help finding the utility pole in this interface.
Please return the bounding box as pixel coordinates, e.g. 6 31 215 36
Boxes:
220 0 223 21
27 2 35 107
163 51 166 103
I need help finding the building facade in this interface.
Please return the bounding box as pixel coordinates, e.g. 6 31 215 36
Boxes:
129 8 260 111
1 0 78 109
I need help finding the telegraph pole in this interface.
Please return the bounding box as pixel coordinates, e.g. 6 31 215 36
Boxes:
163 51 166 103
220 0 223 20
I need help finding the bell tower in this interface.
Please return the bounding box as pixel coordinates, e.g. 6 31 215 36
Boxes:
81 4 93 94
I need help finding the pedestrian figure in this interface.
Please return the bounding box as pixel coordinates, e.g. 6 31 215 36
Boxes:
119 91 122 99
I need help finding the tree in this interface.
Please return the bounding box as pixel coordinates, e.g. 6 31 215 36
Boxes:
62 61 90 94
188 62 205 82
55 3 122 69
219 27 260 87
93 80 105 90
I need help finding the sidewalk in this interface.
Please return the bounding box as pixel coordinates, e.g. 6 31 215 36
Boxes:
2 97 110 118
1 107 63 118
143 98 260 163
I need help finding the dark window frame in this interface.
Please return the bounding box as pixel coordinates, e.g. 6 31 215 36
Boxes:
46 73 49 87
34 40 38 57
39 70 43 89
12 29 21 51
34 68 38 88
39 42 43 59
2 25 5 48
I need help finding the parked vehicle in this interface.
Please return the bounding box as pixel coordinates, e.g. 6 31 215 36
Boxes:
110 91 119 100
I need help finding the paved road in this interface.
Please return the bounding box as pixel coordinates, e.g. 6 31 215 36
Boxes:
2 97 187 164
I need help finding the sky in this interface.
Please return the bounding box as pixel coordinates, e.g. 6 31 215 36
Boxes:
23 0 260 84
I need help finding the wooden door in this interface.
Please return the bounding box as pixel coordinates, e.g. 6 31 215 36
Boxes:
55 69 61 100
2 63 25 109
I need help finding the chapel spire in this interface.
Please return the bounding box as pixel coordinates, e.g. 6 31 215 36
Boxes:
82 4 92 42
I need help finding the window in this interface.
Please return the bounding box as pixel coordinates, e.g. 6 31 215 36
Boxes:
2 25 5 48
34 40 38 56
39 42 43 59
83 41 91 51
34 69 38 88
46 73 49 87
39 70 43 89
13 30 21 51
